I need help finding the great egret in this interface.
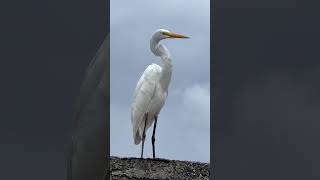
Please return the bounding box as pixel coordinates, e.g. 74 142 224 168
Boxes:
131 29 189 158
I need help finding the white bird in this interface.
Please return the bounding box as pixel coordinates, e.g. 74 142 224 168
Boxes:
131 29 189 158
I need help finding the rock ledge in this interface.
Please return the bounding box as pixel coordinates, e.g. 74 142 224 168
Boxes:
109 156 210 180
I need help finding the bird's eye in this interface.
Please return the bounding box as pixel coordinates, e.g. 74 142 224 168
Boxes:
162 32 169 36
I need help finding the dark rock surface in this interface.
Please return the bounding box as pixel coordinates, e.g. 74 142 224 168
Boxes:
109 156 210 180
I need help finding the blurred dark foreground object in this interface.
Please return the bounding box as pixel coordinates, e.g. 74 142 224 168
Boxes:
67 35 109 180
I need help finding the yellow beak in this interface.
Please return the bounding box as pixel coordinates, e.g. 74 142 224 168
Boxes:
163 31 190 39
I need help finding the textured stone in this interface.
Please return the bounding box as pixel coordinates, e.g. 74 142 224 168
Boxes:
109 156 210 180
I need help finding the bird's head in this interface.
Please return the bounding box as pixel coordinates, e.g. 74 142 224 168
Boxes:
152 29 190 41
150 29 189 57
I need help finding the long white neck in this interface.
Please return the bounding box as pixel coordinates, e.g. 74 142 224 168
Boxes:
150 37 172 92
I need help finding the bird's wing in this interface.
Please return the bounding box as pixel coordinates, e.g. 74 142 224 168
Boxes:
131 63 161 144
67 36 109 180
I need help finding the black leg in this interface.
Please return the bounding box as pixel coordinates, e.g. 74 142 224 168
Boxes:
152 116 158 158
141 112 148 158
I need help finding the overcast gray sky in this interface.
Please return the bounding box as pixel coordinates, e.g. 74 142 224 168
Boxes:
110 0 210 162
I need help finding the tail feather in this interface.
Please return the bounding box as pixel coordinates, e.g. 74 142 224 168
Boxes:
134 130 142 145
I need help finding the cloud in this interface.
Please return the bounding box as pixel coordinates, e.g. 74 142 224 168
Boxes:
182 83 210 121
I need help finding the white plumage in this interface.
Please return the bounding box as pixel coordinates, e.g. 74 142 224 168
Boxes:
130 29 189 158
131 63 166 144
